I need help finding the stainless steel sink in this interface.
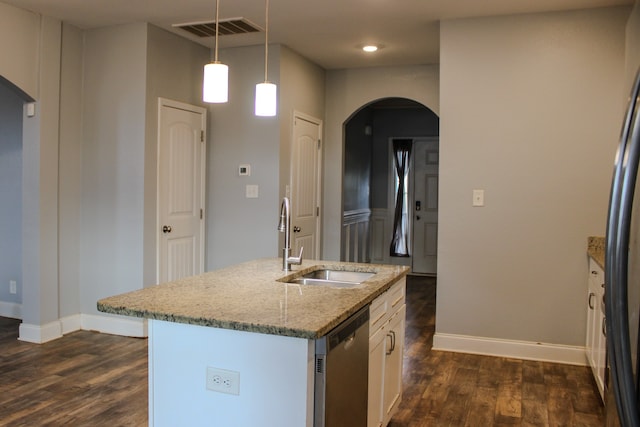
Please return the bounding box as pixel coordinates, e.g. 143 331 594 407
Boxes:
286 269 376 288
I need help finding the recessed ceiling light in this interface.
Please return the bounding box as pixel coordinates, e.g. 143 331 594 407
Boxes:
362 45 378 53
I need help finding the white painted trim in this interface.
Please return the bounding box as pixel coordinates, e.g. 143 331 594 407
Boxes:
433 332 587 366
81 313 148 337
19 320 62 344
60 314 82 334
0 301 22 319
15 313 147 344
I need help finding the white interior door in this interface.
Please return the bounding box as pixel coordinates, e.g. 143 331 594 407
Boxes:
411 138 439 275
291 113 322 260
158 99 206 283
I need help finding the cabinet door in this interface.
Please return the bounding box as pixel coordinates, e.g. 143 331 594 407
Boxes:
383 305 406 422
585 282 597 369
368 326 386 427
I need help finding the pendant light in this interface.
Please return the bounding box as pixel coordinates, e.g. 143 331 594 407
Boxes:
255 0 277 116
203 0 228 103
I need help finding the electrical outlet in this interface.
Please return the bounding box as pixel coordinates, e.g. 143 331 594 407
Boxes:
9 280 16 294
206 367 240 395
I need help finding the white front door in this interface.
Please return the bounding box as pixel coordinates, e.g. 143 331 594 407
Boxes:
157 99 206 283
291 113 322 260
411 138 439 275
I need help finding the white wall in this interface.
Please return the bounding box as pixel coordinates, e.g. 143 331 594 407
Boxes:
436 7 628 351
323 65 440 260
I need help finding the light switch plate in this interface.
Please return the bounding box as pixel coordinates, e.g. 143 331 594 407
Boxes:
472 189 484 207
246 185 259 198
239 164 251 176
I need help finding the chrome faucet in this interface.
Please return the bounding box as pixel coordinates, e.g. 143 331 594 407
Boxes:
278 197 303 271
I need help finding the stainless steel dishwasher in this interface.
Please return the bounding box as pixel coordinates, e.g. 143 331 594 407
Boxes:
314 305 369 427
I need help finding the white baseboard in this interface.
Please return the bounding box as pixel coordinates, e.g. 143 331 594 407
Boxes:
81 313 147 338
60 314 82 334
19 320 62 344
0 301 22 319
17 313 147 344
432 332 587 366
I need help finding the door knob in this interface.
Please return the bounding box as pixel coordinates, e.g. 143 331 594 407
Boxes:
162 225 172 233
293 226 301 233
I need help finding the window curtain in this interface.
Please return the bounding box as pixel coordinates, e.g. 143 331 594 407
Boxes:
390 139 412 257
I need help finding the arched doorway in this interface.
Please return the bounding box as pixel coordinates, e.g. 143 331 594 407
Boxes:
341 97 439 274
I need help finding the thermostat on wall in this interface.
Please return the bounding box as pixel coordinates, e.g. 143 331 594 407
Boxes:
239 164 251 176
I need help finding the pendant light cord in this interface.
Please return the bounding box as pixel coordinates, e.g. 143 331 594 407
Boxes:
264 0 269 82
214 0 220 62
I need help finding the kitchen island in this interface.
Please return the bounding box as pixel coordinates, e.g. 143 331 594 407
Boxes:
98 258 408 427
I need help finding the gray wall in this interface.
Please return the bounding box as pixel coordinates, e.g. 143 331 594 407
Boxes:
206 44 325 270
0 2 39 99
58 22 83 318
437 6 628 346
0 82 23 305
144 24 210 286
206 45 282 270
79 23 148 315
80 23 210 317
343 108 373 212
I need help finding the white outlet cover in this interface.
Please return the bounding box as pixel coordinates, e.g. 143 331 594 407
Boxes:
206 367 240 395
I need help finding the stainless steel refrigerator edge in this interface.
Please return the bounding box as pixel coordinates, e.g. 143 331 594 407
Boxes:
605 67 640 426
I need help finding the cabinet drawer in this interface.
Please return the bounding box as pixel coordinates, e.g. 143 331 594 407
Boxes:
370 296 388 334
370 277 406 336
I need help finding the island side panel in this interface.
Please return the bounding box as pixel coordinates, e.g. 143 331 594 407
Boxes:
149 319 314 427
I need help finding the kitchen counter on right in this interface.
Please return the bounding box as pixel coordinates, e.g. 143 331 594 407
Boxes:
588 236 605 269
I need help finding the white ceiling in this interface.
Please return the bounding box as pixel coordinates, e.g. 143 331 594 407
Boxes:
2 0 633 69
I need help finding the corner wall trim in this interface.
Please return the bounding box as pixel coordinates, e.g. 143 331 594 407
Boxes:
432 332 587 366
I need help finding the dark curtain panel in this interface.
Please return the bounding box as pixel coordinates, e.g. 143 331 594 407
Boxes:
390 139 412 257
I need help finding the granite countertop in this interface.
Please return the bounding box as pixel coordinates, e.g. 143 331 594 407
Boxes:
97 258 409 339
588 236 605 269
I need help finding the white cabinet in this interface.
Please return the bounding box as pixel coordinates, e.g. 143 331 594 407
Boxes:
368 277 406 427
585 258 606 401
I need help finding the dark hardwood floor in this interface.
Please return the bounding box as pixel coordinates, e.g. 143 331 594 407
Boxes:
389 275 604 426
0 316 147 426
0 276 604 426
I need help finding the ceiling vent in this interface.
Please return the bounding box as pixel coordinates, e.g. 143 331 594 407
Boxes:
173 18 262 38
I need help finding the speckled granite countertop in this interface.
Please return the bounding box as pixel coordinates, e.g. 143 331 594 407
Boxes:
97 258 409 339
588 236 605 269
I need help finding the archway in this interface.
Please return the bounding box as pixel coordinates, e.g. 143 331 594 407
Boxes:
341 97 439 274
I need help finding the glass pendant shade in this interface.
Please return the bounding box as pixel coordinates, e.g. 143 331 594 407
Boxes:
203 62 229 103
255 82 277 116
